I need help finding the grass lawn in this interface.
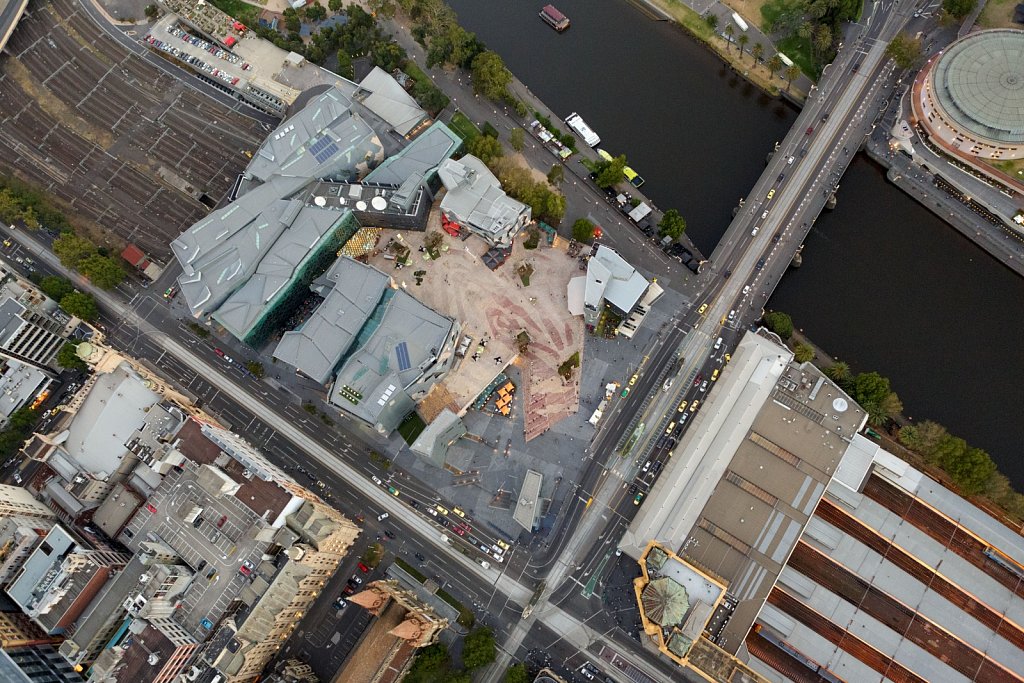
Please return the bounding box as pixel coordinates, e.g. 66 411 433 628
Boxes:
208 0 260 25
724 0 770 29
397 412 427 445
984 157 1024 182
449 111 481 141
978 0 1020 27
776 34 818 78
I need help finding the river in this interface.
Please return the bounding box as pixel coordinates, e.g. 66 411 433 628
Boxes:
443 0 1024 487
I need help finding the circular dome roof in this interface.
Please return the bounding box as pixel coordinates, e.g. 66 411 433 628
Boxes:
933 30 1024 145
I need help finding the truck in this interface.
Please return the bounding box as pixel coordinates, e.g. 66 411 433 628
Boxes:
731 12 748 31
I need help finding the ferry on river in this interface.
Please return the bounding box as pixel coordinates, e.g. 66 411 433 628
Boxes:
539 5 570 32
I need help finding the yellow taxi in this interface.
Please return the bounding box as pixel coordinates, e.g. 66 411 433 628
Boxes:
767 189 776 200
452 507 466 518
435 505 449 516
496 539 510 551
629 374 638 386
724 353 731 363
689 400 701 413
697 303 708 315
665 421 675 435
711 369 719 382
677 400 688 413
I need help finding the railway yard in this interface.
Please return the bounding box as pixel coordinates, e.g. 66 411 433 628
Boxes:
0 0 266 258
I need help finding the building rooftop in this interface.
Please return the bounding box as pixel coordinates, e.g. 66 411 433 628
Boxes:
364 121 462 186
354 66 429 137
437 155 529 245
933 29 1024 145
324 264 456 431
58 363 161 480
0 360 49 421
582 245 649 314
513 470 544 532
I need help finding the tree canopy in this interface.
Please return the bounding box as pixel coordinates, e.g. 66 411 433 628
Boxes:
793 342 815 362
594 154 627 189
490 157 566 224
547 164 564 186
885 33 923 69
572 218 596 243
658 209 687 240
763 311 793 340
942 0 976 17
78 254 125 289
59 291 99 321
461 628 496 669
505 663 529 683
53 233 97 269
471 50 513 102
39 275 74 302
466 134 504 164
509 127 524 152
57 342 87 370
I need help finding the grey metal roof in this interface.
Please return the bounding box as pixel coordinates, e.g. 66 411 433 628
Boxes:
273 257 391 384
585 245 649 314
246 88 383 182
7 525 77 615
328 280 455 430
364 121 462 186
934 30 1024 145
437 156 530 245
410 408 467 468
355 66 429 137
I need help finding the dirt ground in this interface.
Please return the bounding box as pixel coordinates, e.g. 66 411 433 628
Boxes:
366 219 584 441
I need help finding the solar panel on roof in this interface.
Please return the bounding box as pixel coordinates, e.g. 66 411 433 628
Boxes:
313 142 339 164
395 342 411 371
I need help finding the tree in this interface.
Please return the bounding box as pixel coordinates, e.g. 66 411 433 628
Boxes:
724 24 734 50
59 291 98 321
57 342 87 370
368 0 397 19
763 311 793 340
849 371 895 423
874 391 903 426
371 40 407 72
658 209 687 240
898 420 947 457
766 55 784 79
509 127 524 152
305 3 327 22
328 0 343 12
942 0 976 17
824 360 850 384
78 254 125 289
505 663 529 683
737 33 750 58
53 233 97 269
594 154 628 189
466 134 504 165
471 51 513 102
572 218 596 243
246 361 265 378
39 275 74 302
282 8 301 33
929 433 967 467
461 627 496 669
794 342 815 362
751 42 765 63
144 4 159 19
405 642 449 683
785 65 800 90
812 24 832 57
945 446 996 495
547 164 564 186
704 13 718 30
885 32 923 69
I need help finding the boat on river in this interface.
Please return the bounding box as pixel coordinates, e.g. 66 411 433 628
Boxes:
540 5 570 32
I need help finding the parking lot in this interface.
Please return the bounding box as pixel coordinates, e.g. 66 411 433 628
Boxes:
0 0 266 258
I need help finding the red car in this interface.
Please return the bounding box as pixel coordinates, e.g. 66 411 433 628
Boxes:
216 515 227 528
357 562 370 573
693 375 703 387
145 503 158 514
805 126 814 135
214 348 225 358
239 565 252 577
453 526 466 536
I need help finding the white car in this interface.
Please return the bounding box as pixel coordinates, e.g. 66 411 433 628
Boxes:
761 211 769 220
750 226 759 236
371 476 382 486
491 552 504 562
642 460 651 473
728 309 736 321
787 155 795 164
699 381 709 393
742 285 751 295
714 337 723 350
377 512 389 522
427 506 438 517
